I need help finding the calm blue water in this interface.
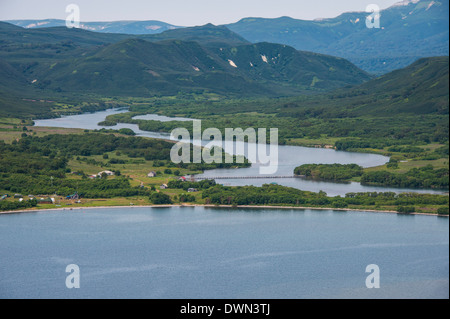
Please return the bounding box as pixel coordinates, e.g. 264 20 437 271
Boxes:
0 206 448 299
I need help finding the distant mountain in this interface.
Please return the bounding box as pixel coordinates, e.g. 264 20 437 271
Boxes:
0 22 248 66
0 21 129 47
140 23 250 48
226 0 449 74
0 21 248 48
0 21 371 99
23 39 370 97
6 0 447 74
4 19 180 34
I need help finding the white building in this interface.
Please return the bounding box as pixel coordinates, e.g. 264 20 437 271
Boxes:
97 170 115 177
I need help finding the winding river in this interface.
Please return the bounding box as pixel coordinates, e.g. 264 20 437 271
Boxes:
35 108 447 196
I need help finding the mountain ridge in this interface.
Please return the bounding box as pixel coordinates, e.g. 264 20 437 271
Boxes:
25 38 370 97
4 0 447 73
226 0 449 73
0 21 372 98
4 19 181 34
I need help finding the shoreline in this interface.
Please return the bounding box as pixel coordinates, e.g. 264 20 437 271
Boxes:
0 203 445 216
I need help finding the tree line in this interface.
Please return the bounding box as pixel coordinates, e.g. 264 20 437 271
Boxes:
294 163 363 181
199 184 449 213
293 163 448 189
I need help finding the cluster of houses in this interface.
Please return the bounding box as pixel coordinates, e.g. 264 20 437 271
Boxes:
9 193 81 205
84 170 198 190
2 170 199 205
9 194 56 204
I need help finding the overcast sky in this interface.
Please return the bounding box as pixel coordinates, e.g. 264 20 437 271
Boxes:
0 0 402 26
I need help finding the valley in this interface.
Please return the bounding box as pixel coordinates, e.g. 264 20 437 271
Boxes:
0 2 448 215
0 0 448 301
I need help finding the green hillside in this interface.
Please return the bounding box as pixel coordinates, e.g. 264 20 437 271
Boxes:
0 58 29 93
277 56 449 117
0 21 130 70
24 39 270 97
214 42 371 89
33 39 369 96
350 56 449 115
0 23 371 101
0 22 248 66
0 58 55 117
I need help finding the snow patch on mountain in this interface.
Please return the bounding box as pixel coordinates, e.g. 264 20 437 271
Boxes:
228 60 237 68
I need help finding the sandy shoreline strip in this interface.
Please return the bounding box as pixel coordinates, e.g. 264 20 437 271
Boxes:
0 204 445 216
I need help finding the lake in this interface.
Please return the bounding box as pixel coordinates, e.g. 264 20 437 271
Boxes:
0 206 448 299
35 109 447 196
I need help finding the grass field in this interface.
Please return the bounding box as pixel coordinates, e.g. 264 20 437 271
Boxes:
364 157 449 174
0 118 87 143
287 136 340 148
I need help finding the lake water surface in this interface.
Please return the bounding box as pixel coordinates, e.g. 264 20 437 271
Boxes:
0 206 448 299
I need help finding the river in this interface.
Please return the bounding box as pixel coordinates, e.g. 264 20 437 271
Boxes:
35 109 447 196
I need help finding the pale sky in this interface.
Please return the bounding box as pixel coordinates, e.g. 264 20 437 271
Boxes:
0 0 402 26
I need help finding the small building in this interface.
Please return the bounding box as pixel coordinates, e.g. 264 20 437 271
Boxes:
14 194 23 198
66 192 79 200
98 170 114 177
38 197 53 204
88 175 97 179
147 171 157 177
178 176 186 181
160 184 168 189
187 188 198 193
